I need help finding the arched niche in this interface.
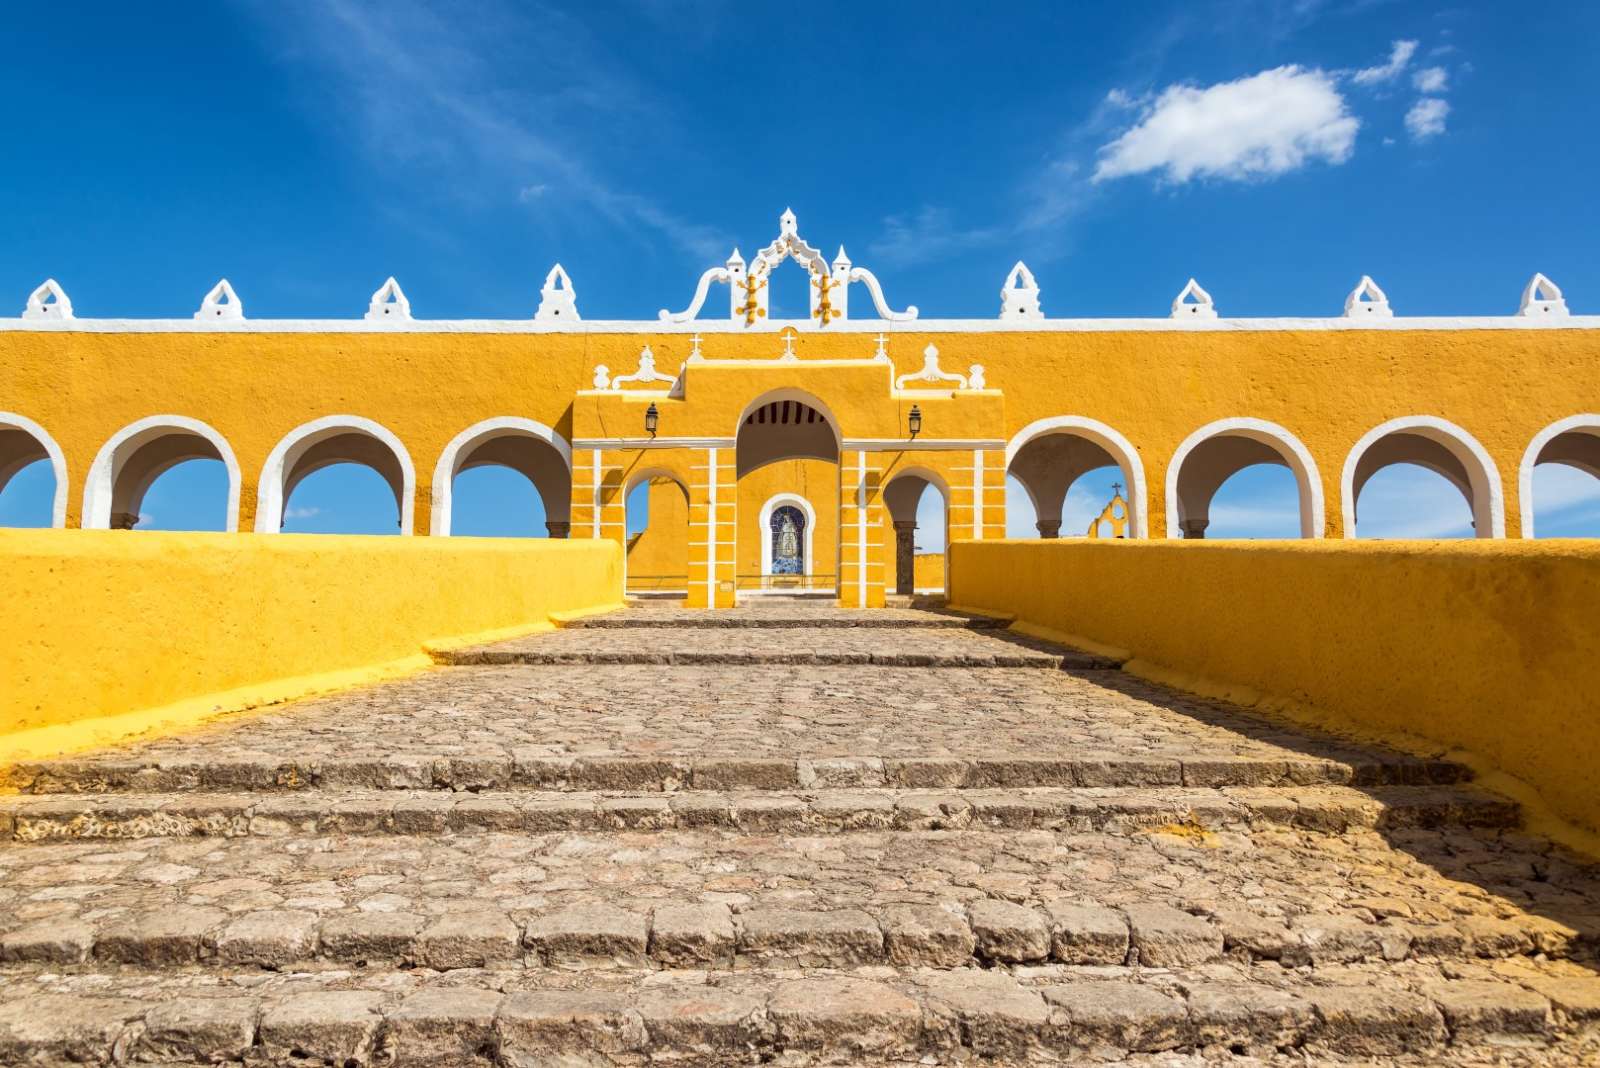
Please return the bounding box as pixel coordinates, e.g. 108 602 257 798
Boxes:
1519 415 1600 538
257 416 415 534
1165 418 1324 538
1004 416 1148 539
734 389 842 479
0 412 68 528
759 492 817 578
431 417 573 536
1341 416 1504 539
82 415 241 531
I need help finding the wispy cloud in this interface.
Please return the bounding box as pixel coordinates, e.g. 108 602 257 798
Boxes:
1351 38 1418 85
235 0 725 259
285 505 321 520
1405 97 1450 141
1413 66 1448 93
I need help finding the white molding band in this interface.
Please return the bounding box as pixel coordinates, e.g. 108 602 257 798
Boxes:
1164 417 1326 539
430 417 572 536
759 492 816 578
82 415 242 532
1518 414 1600 538
256 415 415 535
1004 415 1150 539
1340 415 1506 539
842 438 1006 451
572 437 735 450
0 410 69 528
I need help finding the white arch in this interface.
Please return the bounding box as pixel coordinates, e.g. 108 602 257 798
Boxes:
256 415 416 534
758 493 817 577
1164 417 1325 539
1518 414 1600 538
430 417 572 536
0 411 69 528
1341 416 1505 539
1003 416 1150 539
82 415 241 532
734 388 844 446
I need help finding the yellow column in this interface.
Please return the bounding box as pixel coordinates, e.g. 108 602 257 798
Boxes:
571 448 627 546
950 447 1007 542
688 446 736 608
839 448 886 608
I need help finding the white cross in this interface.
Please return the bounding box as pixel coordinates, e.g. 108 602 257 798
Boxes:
782 330 796 358
874 333 888 358
689 333 702 358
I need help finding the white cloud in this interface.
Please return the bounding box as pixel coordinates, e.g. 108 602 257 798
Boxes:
1093 66 1359 184
1412 66 1448 94
285 506 321 520
1352 39 1418 85
1405 98 1450 141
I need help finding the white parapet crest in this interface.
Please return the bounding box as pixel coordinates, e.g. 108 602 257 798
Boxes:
195 279 243 321
1343 275 1392 318
1000 262 1042 320
1519 273 1569 318
365 277 412 321
1171 278 1217 321
535 264 580 322
22 279 72 320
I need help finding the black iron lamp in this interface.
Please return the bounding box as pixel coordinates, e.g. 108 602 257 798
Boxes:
644 403 659 438
907 404 922 440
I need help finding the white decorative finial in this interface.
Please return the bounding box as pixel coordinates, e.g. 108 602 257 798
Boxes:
726 247 745 269
365 277 412 321
1519 273 1568 318
780 208 797 235
195 279 243 321
895 343 969 389
1171 278 1216 320
968 364 986 389
22 279 72 320
535 264 580 322
607 344 676 389
1000 261 1042 320
833 245 852 269
592 365 610 389
1343 275 1392 318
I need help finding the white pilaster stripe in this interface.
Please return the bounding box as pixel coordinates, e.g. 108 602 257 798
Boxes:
856 451 868 606
972 449 984 540
706 446 719 604
590 449 602 539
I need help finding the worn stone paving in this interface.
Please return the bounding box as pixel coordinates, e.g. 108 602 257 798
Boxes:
3 599 1599 1065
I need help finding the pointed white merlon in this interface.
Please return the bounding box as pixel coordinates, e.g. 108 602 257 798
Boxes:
22 279 72 320
1343 275 1392 318
535 264 580 322
195 279 243 321
1171 278 1217 320
365 277 412 321
1000 261 1042 320
1518 273 1568 317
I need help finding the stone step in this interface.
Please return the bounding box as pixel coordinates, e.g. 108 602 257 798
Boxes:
1 891 1579 976
0 784 1518 842
1 967 1593 1065
434 625 1105 668
569 604 1007 629
4 750 1472 795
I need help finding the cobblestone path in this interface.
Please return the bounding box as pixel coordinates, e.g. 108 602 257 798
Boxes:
3 602 1600 1066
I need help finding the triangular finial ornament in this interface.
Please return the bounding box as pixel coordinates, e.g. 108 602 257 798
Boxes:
1343 275 1392 318
1171 278 1217 320
780 208 797 236
536 264 580 322
365 277 412 321
833 245 851 269
22 279 73 320
1000 261 1042 320
1518 272 1568 318
195 278 243 321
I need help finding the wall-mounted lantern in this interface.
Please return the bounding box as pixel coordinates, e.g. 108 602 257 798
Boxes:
644 403 659 438
907 405 922 440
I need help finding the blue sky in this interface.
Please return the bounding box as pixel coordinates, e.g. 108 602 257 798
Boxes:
2 0 1597 540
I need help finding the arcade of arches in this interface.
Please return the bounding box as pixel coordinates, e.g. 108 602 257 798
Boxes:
2 212 1598 606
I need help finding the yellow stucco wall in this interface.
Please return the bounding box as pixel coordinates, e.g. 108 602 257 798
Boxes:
734 459 840 585
913 553 946 591
948 539 1600 839
5 325 1593 539
624 477 689 590
0 530 622 762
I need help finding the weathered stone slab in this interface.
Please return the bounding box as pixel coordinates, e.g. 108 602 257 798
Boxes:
1043 901 1128 965
416 910 520 969
259 991 385 1066
649 903 735 967
880 903 975 967
1123 904 1222 967
968 899 1050 962
525 903 649 967
737 907 883 967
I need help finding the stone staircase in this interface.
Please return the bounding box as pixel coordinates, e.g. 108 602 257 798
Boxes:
2 601 1599 1065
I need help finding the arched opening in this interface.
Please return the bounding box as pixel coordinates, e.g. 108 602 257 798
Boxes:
431 418 573 537
1342 417 1504 539
1004 417 1148 539
884 469 950 595
257 416 415 534
1166 419 1323 538
0 413 67 528
1519 416 1600 538
83 416 241 531
735 391 841 597
625 471 690 596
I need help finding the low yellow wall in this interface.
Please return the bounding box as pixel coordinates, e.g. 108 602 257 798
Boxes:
913 553 946 591
949 539 1600 839
0 530 622 761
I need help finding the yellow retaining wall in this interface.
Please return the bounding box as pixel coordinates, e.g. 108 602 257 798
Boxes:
949 539 1600 840
0 530 622 762
913 553 946 591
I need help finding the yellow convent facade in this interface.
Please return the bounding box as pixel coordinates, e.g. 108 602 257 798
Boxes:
2 214 1596 609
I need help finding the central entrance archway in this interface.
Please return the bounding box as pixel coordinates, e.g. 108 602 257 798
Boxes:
735 391 840 597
